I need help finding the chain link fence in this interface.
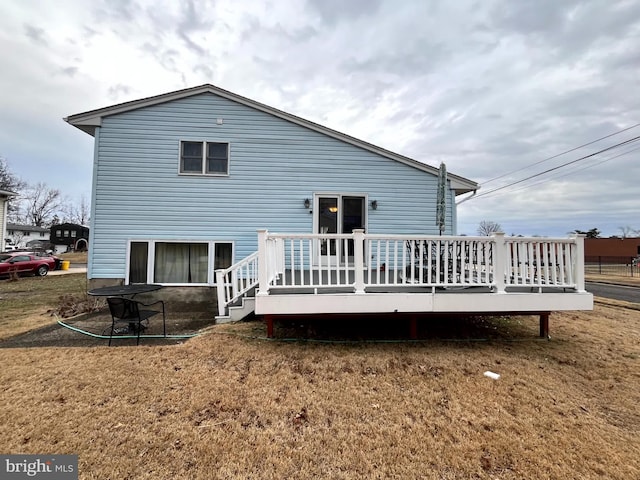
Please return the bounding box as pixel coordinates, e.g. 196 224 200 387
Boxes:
585 256 640 277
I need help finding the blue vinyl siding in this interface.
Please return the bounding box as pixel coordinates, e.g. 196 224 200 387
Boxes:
91 93 454 279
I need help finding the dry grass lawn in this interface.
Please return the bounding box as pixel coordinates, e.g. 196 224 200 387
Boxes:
0 273 93 338
0 302 639 478
58 251 88 263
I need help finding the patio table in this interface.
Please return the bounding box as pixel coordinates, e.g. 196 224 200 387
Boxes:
88 284 163 298
88 284 164 334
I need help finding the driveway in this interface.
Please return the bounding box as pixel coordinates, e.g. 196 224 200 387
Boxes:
49 266 87 276
586 281 640 304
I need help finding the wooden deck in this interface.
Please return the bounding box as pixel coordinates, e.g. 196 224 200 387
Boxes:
215 231 593 331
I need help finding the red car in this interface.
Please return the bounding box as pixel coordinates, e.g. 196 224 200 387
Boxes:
0 252 59 277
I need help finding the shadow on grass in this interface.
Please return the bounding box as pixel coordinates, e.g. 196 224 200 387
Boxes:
0 311 216 348
0 310 546 348
233 313 542 344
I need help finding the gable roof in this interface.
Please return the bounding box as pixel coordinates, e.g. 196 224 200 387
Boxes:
65 84 478 195
6 223 50 233
0 189 17 198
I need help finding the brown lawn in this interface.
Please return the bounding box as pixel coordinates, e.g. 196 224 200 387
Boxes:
0 299 639 478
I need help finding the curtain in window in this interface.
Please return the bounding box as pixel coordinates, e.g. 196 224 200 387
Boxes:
214 243 232 270
189 243 208 283
154 243 208 283
129 242 148 283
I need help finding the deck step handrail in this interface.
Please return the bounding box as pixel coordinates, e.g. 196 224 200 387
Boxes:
215 251 259 317
258 231 586 294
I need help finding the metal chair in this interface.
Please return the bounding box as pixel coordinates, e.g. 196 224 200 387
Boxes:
106 297 166 346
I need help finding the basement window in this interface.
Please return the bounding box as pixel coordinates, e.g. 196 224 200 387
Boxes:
127 240 233 285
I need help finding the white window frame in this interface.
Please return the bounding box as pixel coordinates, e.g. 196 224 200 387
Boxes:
178 140 230 176
312 192 369 235
125 239 234 286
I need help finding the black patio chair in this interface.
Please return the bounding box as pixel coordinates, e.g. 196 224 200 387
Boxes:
106 297 166 346
405 239 468 284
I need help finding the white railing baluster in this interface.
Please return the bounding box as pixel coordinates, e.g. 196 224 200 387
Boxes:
247 232 583 300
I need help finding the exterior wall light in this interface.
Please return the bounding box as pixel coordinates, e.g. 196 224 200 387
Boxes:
304 198 311 209
370 200 378 210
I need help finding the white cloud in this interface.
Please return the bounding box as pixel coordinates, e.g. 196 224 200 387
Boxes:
0 0 639 235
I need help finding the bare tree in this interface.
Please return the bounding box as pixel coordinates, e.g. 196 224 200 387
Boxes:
8 230 26 248
0 157 25 220
477 220 502 236
62 195 90 225
22 182 62 227
618 226 639 238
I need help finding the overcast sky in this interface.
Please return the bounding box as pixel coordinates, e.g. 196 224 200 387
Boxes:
1 0 639 237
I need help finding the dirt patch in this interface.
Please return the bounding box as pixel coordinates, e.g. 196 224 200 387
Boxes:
0 310 217 348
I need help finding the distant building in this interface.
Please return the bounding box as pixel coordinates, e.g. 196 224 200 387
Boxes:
584 237 640 259
5 223 50 249
0 189 16 251
50 223 90 253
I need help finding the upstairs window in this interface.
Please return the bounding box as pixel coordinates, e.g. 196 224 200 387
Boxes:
180 141 229 175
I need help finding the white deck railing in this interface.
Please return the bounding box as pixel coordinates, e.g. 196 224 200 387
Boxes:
215 251 259 317
256 230 586 295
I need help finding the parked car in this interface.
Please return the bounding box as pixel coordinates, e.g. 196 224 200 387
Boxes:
3 245 19 252
0 252 59 277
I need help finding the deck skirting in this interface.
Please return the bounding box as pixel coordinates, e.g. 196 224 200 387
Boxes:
255 291 593 315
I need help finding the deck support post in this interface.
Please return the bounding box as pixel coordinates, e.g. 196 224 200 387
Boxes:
539 312 550 338
265 315 274 338
409 315 418 340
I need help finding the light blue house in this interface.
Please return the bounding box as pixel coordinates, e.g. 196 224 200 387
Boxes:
66 84 591 330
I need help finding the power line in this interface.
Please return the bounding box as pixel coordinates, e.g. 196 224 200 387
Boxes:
471 134 640 200
480 122 640 186
474 143 640 199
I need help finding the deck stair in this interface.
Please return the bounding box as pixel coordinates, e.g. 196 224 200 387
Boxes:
215 231 592 325
215 293 255 323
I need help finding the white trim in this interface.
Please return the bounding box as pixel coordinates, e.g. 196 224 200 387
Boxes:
178 140 230 177
255 292 594 315
312 192 369 234
87 126 100 279
125 239 235 286
312 192 368 266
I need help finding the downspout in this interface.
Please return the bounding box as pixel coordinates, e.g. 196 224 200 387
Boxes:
455 189 477 206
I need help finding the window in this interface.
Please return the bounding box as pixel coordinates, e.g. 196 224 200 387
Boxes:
127 240 233 285
154 243 208 284
180 141 229 175
64 231 69 237
56 230 62 237
40 232 45 237
71 231 77 238
129 242 149 284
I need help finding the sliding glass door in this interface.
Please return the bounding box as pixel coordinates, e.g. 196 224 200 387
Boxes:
315 195 366 265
